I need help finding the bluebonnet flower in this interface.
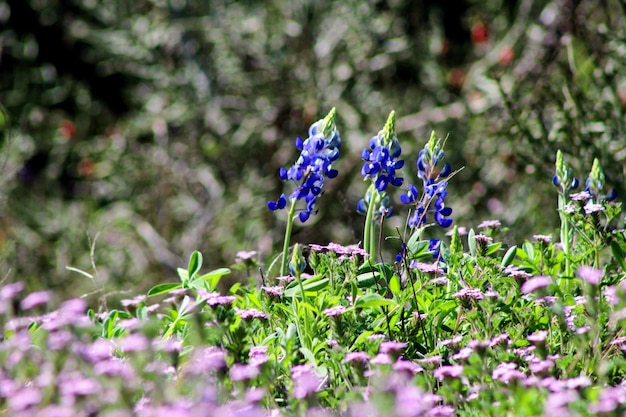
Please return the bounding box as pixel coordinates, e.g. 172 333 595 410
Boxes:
360 132 404 192
268 109 340 222
584 158 617 202
401 132 453 229
553 150 580 193
357 111 404 218
552 175 579 190
395 244 405 263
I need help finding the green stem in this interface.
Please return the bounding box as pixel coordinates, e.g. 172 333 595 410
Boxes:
558 193 572 291
281 199 298 276
363 185 378 259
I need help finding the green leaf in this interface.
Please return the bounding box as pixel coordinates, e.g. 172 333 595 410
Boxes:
197 268 231 291
147 283 182 297
610 241 626 272
355 263 394 288
439 241 451 264
386 304 403 329
286 274 323 290
486 242 502 256
178 295 195 316
354 293 396 309
187 279 207 291
356 271 379 288
434 300 458 330
136 306 148 321
188 251 203 279
350 330 376 348
229 282 241 294
286 323 298 340
284 277 329 297
406 227 423 253
468 228 476 257
407 235 430 257
103 310 121 338
522 241 535 260
300 346 317 365
501 245 518 267
177 268 189 285
515 246 529 261
389 274 401 296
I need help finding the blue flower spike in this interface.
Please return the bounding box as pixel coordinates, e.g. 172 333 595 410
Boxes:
360 111 404 194
270 108 341 276
403 131 454 230
359 111 405 258
268 107 341 223
584 158 616 202
553 150 580 195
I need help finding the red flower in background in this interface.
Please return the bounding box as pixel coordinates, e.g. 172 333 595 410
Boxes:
499 46 515 66
471 21 489 45
77 159 95 177
59 120 76 139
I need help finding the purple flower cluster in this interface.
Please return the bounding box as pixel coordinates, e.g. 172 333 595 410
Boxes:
235 307 267 320
477 219 501 230
261 285 283 297
291 364 321 399
309 242 369 259
521 276 552 294
323 305 347 317
268 109 341 222
197 289 236 307
578 265 603 285
433 364 464 381
344 351 371 364
410 261 445 275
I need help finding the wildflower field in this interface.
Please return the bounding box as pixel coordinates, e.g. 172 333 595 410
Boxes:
3 107 626 416
3 1 626 416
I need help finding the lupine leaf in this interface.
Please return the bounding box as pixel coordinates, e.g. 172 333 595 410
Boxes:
406 227 428 254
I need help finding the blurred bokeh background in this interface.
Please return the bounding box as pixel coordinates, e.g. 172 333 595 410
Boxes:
1 0 625 301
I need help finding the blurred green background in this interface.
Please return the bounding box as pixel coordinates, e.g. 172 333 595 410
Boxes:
1 0 625 302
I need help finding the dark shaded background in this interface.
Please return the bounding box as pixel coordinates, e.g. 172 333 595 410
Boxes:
1 0 625 301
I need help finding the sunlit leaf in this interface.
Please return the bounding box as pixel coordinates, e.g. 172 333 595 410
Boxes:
147 283 182 297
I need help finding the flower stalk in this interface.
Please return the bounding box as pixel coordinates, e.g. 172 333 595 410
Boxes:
359 111 404 259
553 150 579 283
268 108 341 276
